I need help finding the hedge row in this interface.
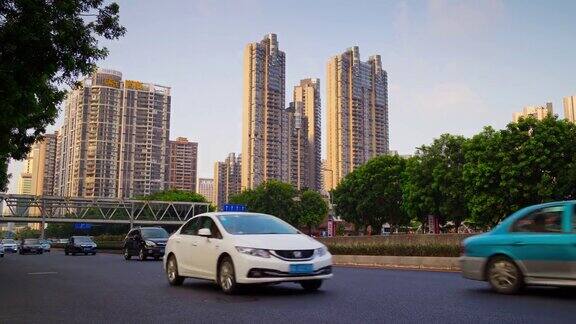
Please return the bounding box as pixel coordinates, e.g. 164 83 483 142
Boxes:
325 243 461 257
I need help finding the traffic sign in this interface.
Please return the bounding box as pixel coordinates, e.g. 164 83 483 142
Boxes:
221 204 247 212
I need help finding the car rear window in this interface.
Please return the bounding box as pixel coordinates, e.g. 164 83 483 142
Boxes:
511 206 564 233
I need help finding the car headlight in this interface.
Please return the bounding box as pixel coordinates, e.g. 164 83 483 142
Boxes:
235 246 270 258
314 246 328 257
145 240 156 247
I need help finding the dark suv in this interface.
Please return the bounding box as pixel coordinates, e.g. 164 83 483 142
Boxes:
19 238 43 254
65 236 97 255
123 227 169 261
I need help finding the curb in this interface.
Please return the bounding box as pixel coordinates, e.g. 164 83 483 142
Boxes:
332 255 460 272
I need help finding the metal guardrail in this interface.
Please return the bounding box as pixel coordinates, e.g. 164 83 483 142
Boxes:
0 194 211 226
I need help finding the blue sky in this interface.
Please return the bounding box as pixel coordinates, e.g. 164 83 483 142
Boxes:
7 0 576 193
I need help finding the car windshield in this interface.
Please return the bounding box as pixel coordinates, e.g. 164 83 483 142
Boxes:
141 228 169 239
24 239 39 244
74 237 93 243
2 239 14 244
217 214 299 235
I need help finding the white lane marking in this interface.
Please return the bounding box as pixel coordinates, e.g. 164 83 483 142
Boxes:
27 272 58 275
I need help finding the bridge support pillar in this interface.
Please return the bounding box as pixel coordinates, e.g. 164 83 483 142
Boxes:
41 213 46 239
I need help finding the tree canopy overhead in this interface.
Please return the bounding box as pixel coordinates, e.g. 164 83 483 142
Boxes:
0 0 126 191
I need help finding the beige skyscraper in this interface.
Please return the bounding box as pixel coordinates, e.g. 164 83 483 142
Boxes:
293 78 322 191
326 47 389 190
214 153 242 208
168 137 198 192
56 69 123 198
197 178 215 203
563 96 576 123
18 134 58 227
56 69 171 198
242 33 286 190
512 102 553 123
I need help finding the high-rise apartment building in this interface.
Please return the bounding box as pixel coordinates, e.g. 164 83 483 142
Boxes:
55 69 171 198
18 133 58 197
117 79 171 198
18 134 58 227
214 153 242 207
168 137 198 192
56 69 123 198
563 96 576 123
285 102 309 190
197 178 214 203
326 46 389 190
293 78 322 191
242 34 286 190
512 102 553 123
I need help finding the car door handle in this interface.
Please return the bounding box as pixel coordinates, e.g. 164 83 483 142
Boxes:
512 242 526 246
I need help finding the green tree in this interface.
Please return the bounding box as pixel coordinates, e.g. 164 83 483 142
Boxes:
230 180 300 224
403 134 468 229
139 189 215 214
16 227 40 239
463 116 576 228
0 0 126 190
297 190 328 234
333 155 409 234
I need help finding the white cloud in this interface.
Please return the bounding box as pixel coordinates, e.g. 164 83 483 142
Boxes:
426 0 504 38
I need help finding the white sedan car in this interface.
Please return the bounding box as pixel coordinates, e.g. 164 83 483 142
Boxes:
163 212 333 294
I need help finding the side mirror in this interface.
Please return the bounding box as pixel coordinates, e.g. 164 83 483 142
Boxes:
198 228 211 237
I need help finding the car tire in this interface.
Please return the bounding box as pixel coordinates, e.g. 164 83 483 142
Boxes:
300 280 323 291
166 255 184 286
65 251 69 255
218 257 238 295
139 248 147 261
124 248 131 260
91 252 96 255
486 256 524 294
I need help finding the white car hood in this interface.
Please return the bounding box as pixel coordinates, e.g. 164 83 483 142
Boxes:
230 234 323 250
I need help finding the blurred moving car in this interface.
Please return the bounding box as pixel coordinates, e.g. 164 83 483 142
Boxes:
461 201 576 294
19 239 44 255
1 239 18 253
65 236 97 255
39 239 51 252
123 227 169 261
0 243 4 258
164 212 333 294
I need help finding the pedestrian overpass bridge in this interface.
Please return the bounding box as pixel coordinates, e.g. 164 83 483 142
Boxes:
0 194 211 227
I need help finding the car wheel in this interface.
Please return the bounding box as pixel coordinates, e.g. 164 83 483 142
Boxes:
71 251 76 256
91 252 96 255
124 248 131 260
219 257 238 295
300 280 323 291
487 256 524 294
65 251 69 255
139 248 147 261
166 255 184 286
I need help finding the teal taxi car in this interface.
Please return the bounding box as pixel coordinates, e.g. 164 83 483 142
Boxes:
460 201 575 294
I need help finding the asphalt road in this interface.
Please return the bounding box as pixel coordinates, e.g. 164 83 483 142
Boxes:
0 252 574 324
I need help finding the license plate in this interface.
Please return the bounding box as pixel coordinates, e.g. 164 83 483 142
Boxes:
289 264 313 274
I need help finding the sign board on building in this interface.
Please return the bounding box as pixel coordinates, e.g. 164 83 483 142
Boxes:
125 80 146 91
74 223 92 230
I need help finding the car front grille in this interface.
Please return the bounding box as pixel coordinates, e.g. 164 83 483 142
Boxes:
273 250 314 260
248 266 332 278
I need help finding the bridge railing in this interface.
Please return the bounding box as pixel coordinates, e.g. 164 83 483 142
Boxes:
0 194 211 225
